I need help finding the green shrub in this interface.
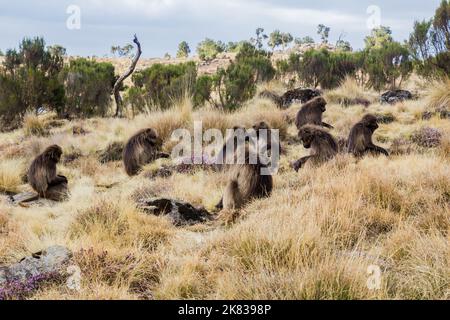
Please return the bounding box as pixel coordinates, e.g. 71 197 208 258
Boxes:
0 37 65 128
62 58 116 117
213 44 275 109
131 62 197 110
196 38 225 61
408 1 450 79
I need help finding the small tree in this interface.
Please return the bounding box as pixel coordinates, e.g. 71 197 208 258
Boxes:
212 43 274 109
268 30 283 50
197 38 225 61
364 42 413 90
251 28 268 49
177 41 191 58
408 0 450 79
364 26 393 49
0 37 65 127
317 24 331 44
281 32 294 50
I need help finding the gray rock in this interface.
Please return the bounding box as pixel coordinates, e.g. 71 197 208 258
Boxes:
281 88 321 107
138 198 212 226
380 90 413 105
0 246 72 288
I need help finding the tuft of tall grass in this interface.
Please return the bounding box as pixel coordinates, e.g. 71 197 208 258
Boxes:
0 159 26 194
23 113 49 137
425 78 450 111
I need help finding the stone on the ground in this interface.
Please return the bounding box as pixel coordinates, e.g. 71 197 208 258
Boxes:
380 90 413 104
138 198 212 226
0 246 72 298
281 88 321 107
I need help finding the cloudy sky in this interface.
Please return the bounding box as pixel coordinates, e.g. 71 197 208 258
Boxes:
0 0 441 57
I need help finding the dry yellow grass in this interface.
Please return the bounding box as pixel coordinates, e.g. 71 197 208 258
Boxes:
425 77 450 111
325 77 378 107
0 80 449 300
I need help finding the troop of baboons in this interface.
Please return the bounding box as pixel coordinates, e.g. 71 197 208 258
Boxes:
26 95 389 215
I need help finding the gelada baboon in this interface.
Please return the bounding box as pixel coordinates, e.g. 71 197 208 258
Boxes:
123 128 169 176
295 97 334 130
292 125 338 172
28 145 69 201
252 121 279 152
347 114 389 157
218 145 273 210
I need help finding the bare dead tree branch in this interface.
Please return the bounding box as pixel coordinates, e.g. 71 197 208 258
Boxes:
113 34 142 117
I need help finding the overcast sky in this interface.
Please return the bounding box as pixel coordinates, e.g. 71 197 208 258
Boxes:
0 0 442 58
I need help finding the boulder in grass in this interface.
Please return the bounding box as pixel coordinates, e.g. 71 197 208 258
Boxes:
380 90 413 105
138 198 212 226
281 88 321 107
0 246 72 299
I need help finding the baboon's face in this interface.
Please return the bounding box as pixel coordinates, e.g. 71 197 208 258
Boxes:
143 129 161 146
363 115 379 131
299 129 314 149
46 145 63 162
253 121 270 139
316 98 327 113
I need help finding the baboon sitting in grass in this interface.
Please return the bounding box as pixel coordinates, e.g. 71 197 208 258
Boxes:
295 97 334 130
28 145 69 201
292 125 338 172
123 128 170 176
347 114 389 157
219 145 273 211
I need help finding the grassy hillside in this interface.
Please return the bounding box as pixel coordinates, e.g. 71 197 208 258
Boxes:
0 79 449 300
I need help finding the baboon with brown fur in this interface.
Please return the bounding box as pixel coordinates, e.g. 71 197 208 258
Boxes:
218 145 273 210
295 96 334 130
347 114 389 157
123 128 169 176
28 145 69 201
216 122 280 170
292 125 338 172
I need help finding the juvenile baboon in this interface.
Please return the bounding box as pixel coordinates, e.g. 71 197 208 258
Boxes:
347 114 389 157
295 97 334 130
123 128 169 176
28 145 69 201
220 146 273 210
292 125 338 172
